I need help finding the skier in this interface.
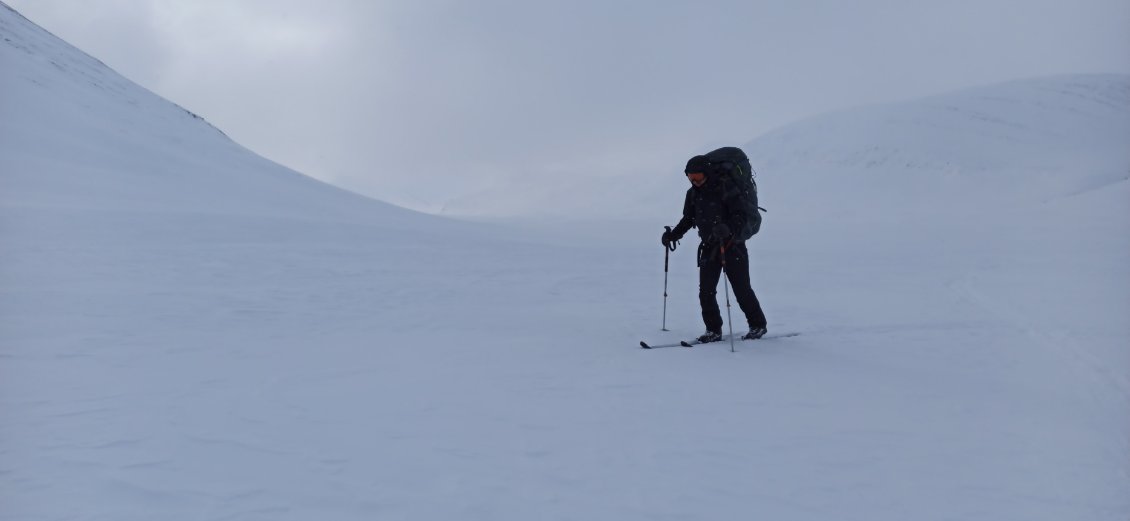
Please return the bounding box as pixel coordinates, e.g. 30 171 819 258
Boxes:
661 153 768 343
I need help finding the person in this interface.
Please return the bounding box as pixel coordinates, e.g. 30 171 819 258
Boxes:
661 153 768 343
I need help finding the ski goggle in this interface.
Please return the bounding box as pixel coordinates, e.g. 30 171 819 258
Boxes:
686 172 705 185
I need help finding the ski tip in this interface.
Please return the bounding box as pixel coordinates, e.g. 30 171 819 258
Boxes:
640 341 651 349
680 341 693 348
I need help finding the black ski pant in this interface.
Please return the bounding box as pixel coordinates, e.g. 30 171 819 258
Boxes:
698 241 767 333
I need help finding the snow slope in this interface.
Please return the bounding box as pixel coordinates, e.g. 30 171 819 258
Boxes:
748 73 1130 222
0 2 462 230
3 3 1128 520
443 74 1130 222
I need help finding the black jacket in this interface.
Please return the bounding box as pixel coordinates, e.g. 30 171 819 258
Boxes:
670 173 747 243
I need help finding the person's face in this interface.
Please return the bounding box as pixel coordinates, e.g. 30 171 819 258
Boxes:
686 172 706 187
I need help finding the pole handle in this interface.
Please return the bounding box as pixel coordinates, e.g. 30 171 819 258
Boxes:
663 226 678 253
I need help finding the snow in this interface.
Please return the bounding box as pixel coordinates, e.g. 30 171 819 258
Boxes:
2 3 1128 520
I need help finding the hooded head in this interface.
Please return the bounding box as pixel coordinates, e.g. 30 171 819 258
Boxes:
684 155 710 187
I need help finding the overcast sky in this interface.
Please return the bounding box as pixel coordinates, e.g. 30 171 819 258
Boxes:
9 0 1130 211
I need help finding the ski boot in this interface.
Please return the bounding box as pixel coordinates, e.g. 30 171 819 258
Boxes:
696 330 723 343
742 327 767 340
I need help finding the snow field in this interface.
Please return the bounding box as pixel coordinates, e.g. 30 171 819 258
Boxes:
2 2 1128 519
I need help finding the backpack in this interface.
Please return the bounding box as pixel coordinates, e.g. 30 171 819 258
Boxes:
704 146 762 240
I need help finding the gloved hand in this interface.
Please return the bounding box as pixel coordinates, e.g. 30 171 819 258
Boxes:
661 227 680 248
712 223 731 243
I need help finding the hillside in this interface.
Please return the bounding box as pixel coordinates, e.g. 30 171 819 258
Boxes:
748 74 1130 222
0 2 447 230
441 74 1130 222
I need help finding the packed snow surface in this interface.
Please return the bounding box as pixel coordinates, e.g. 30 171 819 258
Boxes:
2 3 1128 520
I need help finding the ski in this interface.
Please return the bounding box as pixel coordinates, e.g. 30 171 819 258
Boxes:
640 340 683 349
646 330 741 348
680 332 800 347
642 332 800 349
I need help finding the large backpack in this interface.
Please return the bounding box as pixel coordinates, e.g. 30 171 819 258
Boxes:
704 146 762 240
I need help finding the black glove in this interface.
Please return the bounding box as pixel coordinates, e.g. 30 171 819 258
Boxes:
661 227 680 248
712 223 731 243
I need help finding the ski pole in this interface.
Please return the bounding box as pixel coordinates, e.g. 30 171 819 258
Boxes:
720 242 735 352
662 226 675 331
